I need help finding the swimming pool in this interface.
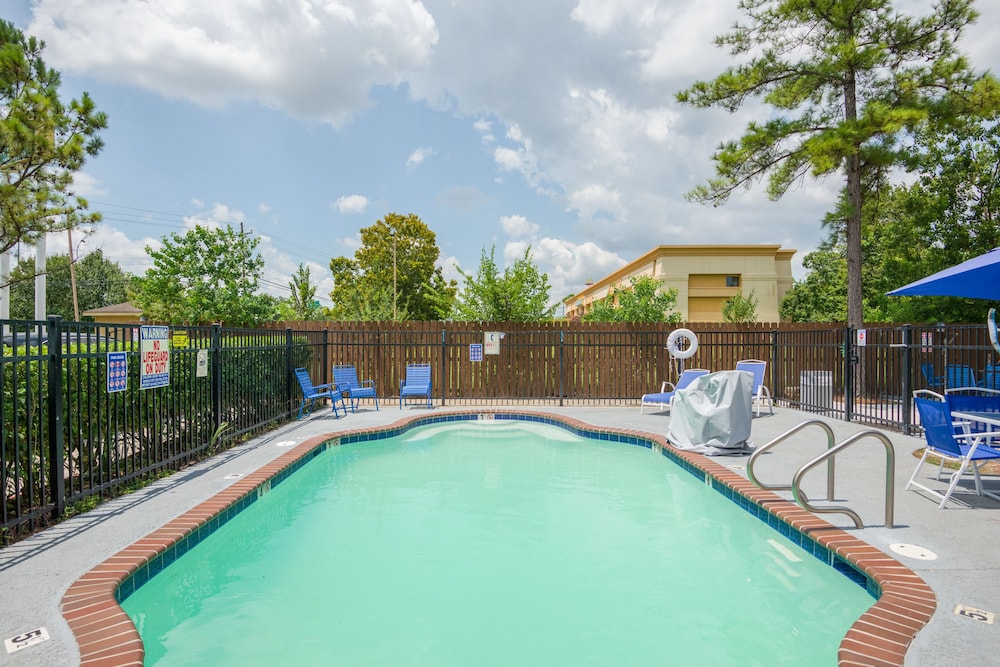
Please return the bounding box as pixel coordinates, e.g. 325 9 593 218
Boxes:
62 413 936 664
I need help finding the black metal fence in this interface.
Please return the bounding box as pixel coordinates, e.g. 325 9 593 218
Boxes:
4 317 999 542
2 317 309 542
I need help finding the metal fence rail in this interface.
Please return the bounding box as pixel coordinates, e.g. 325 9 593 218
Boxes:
4 317 999 542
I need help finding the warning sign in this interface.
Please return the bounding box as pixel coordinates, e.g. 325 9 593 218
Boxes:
139 325 170 390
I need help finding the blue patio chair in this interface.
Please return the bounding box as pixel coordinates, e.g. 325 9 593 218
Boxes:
920 363 945 389
399 363 432 409
981 364 1000 391
294 367 348 419
735 359 773 416
945 364 980 390
332 364 379 412
640 368 711 414
909 390 1000 507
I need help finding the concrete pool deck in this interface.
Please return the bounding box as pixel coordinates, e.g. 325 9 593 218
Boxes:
1 404 998 666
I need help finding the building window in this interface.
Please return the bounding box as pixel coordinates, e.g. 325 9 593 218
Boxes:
726 275 740 287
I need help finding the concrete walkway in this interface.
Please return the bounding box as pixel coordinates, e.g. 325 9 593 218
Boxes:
1 404 998 665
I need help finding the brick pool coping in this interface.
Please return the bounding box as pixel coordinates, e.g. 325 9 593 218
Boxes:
61 410 935 667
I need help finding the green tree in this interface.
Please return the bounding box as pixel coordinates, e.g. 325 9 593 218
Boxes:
329 213 456 321
282 263 322 320
132 225 276 326
1 20 107 254
584 275 682 323
722 289 759 324
878 115 1000 322
7 249 129 320
452 245 556 322
677 0 1000 329
787 113 1000 323
780 237 849 322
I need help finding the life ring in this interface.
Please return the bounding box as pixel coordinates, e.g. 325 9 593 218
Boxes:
989 308 1000 356
666 328 698 359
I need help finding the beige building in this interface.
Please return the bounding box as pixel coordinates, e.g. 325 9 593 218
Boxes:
564 244 796 322
82 301 143 325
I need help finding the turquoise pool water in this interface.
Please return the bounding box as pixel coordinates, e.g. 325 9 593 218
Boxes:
122 419 874 665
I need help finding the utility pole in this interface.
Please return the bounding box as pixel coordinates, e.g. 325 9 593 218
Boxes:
35 235 46 321
67 227 80 321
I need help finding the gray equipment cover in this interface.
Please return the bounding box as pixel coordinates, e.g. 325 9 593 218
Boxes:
666 370 755 455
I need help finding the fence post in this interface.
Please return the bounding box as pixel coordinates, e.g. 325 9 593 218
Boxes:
286 328 295 417
440 328 447 406
211 323 222 434
901 325 913 435
844 327 855 421
322 328 329 385
559 329 564 407
46 315 65 520
769 329 778 399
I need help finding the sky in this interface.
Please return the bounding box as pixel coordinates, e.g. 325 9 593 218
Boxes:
6 0 1000 311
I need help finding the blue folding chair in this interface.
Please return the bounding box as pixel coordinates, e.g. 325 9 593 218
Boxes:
945 364 980 390
294 368 348 419
332 365 379 411
920 363 944 389
909 390 1000 507
399 363 432 409
735 359 773 416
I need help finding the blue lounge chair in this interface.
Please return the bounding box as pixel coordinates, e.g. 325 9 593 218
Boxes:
332 365 379 411
946 364 980 390
909 390 1000 507
294 367 348 419
735 359 773 416
920 363 945 389
640 368 711 414
399 363 432 409
981 364 1000 391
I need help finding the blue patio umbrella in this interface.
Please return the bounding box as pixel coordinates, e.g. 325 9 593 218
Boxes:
887 246 1000 354
886 247 1000 300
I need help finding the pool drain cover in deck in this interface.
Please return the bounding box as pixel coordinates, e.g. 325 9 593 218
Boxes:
889 543 937 560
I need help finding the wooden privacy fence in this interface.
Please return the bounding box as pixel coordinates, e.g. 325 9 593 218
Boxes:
275 320 1000 424
275 321 823 405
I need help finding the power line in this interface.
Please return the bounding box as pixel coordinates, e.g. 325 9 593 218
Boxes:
90 200 338 270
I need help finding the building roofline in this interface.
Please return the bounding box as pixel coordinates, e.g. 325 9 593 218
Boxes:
570 244 795 303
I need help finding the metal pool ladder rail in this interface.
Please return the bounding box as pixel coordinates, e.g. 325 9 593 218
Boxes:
747 420 896 529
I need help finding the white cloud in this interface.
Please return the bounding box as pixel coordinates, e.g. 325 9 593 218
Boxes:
77 226 160 276
183 203 245 231
406 146 434 168
502 235 626 306
28 0 439 125
333 194 370 214
500 215 538 240
69 171 107 198
566 184 623 220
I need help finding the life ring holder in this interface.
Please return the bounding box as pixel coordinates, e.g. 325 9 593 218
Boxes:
989 308 1000 356
666 328 698 360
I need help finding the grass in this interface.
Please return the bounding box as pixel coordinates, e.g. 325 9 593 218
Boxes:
914 448 1000 475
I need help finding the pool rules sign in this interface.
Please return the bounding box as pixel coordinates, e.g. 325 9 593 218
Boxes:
140 325 170 390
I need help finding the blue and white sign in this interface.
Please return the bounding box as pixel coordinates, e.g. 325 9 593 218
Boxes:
139 325 170 390
107 351 128 393
469 343 483 362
